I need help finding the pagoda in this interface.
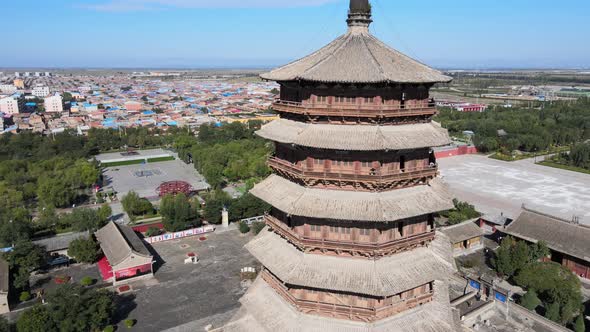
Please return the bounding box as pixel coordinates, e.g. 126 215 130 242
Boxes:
225 1 458 331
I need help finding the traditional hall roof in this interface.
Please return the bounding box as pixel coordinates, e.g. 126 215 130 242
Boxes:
246 229 454 297
440 219 483 244
256 119 451 151
95 221 152 268
251 175 454 222
260 1 451 84
504 207 590 262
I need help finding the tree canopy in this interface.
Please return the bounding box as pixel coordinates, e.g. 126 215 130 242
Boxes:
68 237 100 264
160 193 199 231
121 191 154 220
436 98 590 154
3 241 46 289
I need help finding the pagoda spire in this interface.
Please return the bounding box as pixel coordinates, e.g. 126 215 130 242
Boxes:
347 0 372 30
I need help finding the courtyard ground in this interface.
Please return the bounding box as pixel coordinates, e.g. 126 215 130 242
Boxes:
438 154 590 225
102 160 210 200
113 229 257 331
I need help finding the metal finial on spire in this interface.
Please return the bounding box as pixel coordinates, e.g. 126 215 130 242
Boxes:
347 0 372 30
350 0 371 14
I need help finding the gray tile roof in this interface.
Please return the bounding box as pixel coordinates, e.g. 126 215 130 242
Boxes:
33 231 89 252
261 24 451 84
225 277 458 332
95 221 152 267
251 175 454 222
256 119 451 151
441 219 483 244
245 229 455 297
504 208 590 262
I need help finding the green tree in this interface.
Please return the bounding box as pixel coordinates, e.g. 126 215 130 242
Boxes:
46 285 115 332
545 301 561 323
17 305 57 332
512 241 530 274
519 289 541 311
37 177 77 208
529 241 550 262
160 193 197 232
97 204 112 223
68 237 100 264
121 191 153 219
493 237 516 277
228 193 270 221
60 208 106 233
574 314 586 332
202 190 231 224
4 241 46 289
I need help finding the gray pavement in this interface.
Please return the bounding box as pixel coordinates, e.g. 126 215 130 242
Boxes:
103 160 210 200
439 154 590 225
115 230 257 332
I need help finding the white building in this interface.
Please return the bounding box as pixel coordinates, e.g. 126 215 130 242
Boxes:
44 94 63 113
32 86 50 98
0 97 19 115
0 85 17 94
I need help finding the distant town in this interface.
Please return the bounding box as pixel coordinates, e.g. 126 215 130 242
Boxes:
0 70 279 135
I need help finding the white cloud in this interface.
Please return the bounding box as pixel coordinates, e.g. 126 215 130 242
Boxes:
83 0 339 12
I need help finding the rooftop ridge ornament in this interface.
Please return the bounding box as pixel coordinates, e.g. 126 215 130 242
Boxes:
347 0 372 31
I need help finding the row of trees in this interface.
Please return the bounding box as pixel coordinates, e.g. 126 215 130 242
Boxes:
493 237 583 326
551 142 590 171
436 98 590 153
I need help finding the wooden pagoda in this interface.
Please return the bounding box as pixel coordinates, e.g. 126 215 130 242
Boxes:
226 1 458 330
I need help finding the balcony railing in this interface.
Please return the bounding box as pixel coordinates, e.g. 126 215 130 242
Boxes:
268 157 438 187
265 215 435 258
273 99 437 118
262 269 434 322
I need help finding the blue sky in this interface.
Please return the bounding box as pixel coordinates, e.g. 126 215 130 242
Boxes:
1 0 589 69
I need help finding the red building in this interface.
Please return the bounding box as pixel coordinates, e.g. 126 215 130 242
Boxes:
226 1 459 330
95 221 154 285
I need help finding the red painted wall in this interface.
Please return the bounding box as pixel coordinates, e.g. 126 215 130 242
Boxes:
435 146 478 159
114 263 152 280
132 222 164 233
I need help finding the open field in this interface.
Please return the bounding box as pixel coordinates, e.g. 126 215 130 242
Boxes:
439 154 590 225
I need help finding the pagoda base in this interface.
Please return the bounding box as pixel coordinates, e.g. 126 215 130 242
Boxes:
223 277 459 332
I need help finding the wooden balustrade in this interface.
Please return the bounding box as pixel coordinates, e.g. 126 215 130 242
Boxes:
262 269 434 322
265 215 435 258
273 99 437 119
268 156 438 190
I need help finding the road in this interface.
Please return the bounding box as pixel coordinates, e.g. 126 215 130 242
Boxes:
438 154 590 224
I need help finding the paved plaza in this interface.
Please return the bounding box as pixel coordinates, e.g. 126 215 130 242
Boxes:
439 154 590 224
116 230 257 331
103 160 210 199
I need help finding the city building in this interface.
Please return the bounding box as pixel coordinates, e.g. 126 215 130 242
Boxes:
13 79 24 89
44 94 64 113
0 85 17 94
32 85 50 98
124 101 142 111
0 96 20 115
95 221 154 285
503 207 590 279
226 1 459 330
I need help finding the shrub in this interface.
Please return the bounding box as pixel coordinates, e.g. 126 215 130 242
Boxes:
19 291 31 302
519 289 541 311
80 276 94 286
238 221 250 234
250 222 265 235
103 325 115 332
124 319 135 329
145 227 161 237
